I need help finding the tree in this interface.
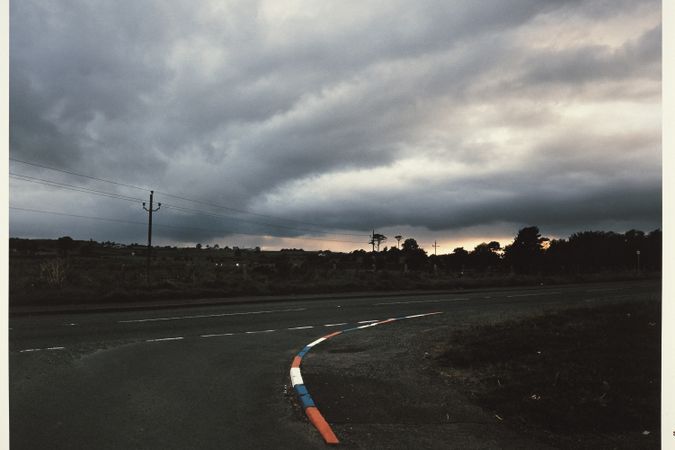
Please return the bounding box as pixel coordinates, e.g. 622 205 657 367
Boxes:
401 238 419 251
503 226 548 274
453 247 468 256
401 238 427 270
369 232 387 252
445 247 469 273
394 235 403 249
644 229 662 271
470 241 501 272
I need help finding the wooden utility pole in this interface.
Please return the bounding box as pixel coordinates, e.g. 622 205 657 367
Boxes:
143 190 161 285
432 240 439 256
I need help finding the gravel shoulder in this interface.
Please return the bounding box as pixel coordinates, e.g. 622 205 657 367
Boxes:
301 315 550 449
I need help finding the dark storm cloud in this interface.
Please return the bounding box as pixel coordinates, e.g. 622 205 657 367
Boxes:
9 0 661 246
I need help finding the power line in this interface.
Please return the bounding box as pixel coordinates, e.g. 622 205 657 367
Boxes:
10 206 149 227
10 171 367 238
10 173 145 203
9 157 149 192
162 203 362 237
155 189 358 233
9 206 366 244
10 156 368 236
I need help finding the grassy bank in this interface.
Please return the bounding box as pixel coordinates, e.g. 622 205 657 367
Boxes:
9 247 657 307
433 301 661 449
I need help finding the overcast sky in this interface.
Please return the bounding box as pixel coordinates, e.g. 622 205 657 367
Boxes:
8 0 661 252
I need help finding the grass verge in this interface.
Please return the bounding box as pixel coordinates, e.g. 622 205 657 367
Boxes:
433 301 661 449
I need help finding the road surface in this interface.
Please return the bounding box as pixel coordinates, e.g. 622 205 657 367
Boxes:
9 279 660 449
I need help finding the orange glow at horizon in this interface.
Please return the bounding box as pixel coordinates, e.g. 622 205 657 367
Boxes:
246 235 519 254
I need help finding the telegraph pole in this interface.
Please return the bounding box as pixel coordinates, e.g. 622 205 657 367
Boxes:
432 240 439 256
143 190 161 286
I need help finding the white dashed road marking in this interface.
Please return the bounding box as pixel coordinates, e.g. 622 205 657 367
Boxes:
18 314 445 353
200 333 235 338
146 337 184 342
19 346 65 353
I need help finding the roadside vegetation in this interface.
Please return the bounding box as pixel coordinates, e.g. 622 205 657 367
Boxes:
433 300 661 449
9 227 661 306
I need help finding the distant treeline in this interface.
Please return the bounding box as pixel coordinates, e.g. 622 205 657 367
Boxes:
362 227 660 275
10 226 661 275
438 227 660 274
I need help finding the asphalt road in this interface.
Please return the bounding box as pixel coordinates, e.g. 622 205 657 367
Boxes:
9 279 660 449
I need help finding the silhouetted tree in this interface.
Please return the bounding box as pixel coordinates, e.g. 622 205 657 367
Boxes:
567 231 624 272
401 238 419 251
446 247 469 273
644 229 662 271
469 241 501 272
401 238 427 270
503 226 548 274
369 233 387 252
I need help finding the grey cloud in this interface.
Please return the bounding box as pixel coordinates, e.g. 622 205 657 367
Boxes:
519 25 661 86
9 0 662 247
262 176 660 238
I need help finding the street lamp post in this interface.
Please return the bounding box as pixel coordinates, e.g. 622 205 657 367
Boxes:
636 250 641 273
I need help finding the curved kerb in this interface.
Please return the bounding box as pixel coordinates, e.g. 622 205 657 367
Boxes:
289 311 443 445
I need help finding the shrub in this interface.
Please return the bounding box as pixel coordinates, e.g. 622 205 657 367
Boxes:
39 258 68 288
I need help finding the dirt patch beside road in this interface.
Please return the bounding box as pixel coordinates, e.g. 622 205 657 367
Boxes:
301 323 552 449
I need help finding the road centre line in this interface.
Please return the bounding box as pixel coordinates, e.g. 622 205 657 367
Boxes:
146 337 184 342
586 288 621 292
18 314 439 352
374 297 468 305
117 307 306 323
200 333 235 338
